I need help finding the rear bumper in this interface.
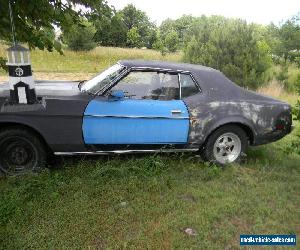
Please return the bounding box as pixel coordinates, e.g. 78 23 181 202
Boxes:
253 125 293 146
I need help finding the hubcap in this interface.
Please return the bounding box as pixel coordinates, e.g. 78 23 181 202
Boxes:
9 146 29 165
0 136 36 175
213 132 241 164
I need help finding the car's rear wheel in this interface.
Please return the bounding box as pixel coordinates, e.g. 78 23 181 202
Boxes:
0 128 47 175
201 125 248 165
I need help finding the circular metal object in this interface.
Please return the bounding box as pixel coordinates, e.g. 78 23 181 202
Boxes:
0 136 36 175
213 132 241 164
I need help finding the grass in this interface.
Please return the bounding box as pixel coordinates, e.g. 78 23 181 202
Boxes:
0 45 299 249
258 80 299 105
0 44 182 81
0 127 299 249
267 63 300 93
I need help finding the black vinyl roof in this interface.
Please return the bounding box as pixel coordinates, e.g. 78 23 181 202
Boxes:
118 60 242 97
119 60 217 73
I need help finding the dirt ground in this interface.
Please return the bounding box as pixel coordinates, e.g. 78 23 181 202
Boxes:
0 72 95 83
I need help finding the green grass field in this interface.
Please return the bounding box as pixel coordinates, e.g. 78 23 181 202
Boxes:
0 46 299 249
0 44 182 80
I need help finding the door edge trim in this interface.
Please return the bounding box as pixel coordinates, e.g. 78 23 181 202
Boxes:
84 114 189 119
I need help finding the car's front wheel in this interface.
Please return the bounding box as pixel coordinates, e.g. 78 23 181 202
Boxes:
0 128 47 175
201 125 248 165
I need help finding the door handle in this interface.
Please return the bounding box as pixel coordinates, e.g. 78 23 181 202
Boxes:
171 110 182 115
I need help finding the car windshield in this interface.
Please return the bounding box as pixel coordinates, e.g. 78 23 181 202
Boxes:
80 64 125 94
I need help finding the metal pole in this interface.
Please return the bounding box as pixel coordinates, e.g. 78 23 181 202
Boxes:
8 0 16 45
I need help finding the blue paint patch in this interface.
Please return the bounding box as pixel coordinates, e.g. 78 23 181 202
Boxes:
83 98 189 144
84 99 189 118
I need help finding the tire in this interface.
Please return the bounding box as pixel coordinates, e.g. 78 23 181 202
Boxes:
0 128 47 175
201 125 248 165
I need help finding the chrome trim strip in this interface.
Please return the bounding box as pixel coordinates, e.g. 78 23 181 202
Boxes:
54 148 198 156
98 65 194 96
96 64 202 97
95 64 129 96
130 66 189 74
179 72 202 94
178 73 182 99
171 110 182 114
189 73 202 93
84 114 189 119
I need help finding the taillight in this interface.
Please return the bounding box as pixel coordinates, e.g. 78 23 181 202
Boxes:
275 108 292 131
275 123 285 130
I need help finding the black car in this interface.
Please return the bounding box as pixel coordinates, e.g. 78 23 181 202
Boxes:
0 60 292 174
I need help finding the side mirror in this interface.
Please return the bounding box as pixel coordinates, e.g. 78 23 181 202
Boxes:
110 90 125 100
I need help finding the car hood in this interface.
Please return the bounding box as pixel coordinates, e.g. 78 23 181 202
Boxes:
0 80 83 97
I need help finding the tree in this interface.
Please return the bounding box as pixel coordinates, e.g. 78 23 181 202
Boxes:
0 0 112 70
91 4 157 48
295 74 300 120
0 0 111 51
153 32 167 55
145 27 157 49
159 15 196 48
267 13 300 62
126 27 141 48
164 31 179 53
62 20 96 51
159 19 176 41
108 14 128 47
120 4 148 30
291 74 300 154
93 12 127 47
183 16 272 89
120 4 156 47
153 30 179 55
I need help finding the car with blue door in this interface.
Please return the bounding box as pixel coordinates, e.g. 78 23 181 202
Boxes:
0 60 293 175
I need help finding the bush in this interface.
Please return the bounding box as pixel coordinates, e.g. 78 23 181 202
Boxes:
153 30 179 55
63 21 96 51
276 64 300 92
295 74 300 120
0 56 8 72
126 27 142 48
295 57 300 67
164 31 179 53
153 38 167 56
183 17 272 89
292 71 300 156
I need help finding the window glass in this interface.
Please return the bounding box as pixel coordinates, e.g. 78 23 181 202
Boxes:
180 74 199 98
8 51 13 63
23 51 29 64
111 71 179 100
81 64 125 94
14 51 21 64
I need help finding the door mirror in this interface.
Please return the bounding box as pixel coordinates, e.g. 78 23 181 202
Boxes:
110 90 125 99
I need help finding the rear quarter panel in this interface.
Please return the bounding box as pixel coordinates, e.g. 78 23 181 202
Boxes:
183 93 291 146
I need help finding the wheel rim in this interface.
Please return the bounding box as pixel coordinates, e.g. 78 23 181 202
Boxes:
213 132 241 164
0 136 38 175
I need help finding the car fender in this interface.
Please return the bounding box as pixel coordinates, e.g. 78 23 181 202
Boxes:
0 115 44 132
201 115 257 145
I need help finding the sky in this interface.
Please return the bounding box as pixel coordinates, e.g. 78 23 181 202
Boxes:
107 0 299 25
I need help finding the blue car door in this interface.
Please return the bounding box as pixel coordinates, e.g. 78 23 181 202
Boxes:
82 70 189 145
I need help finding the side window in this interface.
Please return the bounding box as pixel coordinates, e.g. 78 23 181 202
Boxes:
180 74 200 98
111 71 179 100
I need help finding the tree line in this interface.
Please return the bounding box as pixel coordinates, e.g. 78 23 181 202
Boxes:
0 0 299 90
